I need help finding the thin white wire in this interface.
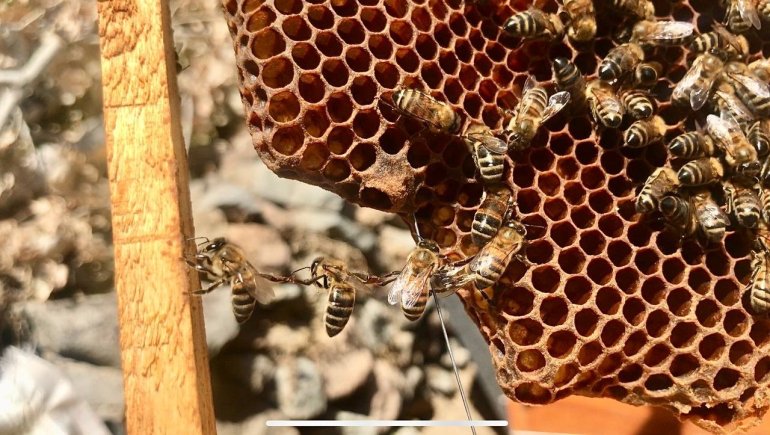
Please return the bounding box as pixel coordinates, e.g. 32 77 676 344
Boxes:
433 290 477 435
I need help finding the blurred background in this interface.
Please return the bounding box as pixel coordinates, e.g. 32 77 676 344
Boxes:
0 1 506 434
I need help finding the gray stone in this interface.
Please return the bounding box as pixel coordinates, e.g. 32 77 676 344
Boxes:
200 289 240 356
321 349 374 400
215 353 275 393
275 358 326 419
353 300 398 354
23 292 121 367
262 324 312 355
191 178 261 215
249 161 344 211
369 361 404 421
225 223 291 271
377 225 416 271
353 206 392 228
403 366 424 399
49 355 124 423
426 365 457 396
439 338 471 370
335 411 377 435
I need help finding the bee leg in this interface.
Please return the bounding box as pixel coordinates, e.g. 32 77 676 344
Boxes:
515 254 535 268
479 288 497 307
191 277 228 295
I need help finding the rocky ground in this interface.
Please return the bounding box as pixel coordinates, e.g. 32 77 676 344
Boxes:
0 1 505 434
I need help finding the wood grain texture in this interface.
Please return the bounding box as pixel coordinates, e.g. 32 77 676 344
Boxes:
97 1 216 434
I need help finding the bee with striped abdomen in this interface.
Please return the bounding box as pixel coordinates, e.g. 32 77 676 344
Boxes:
633 62 662 89
624 116 666 148
748 120 770 157
598 43 645 82
392 88 462 134
691 188 731 243
310 258 362 337
609 0 655 19
689 24 749 60
677 157 725 186
503 8 565 40
388 239 441 321
630 20 696 46
749 238 770 313
761 187 770 222
672 53 724 110
706 113 760 177
712 83 756 128
620 88 655 119
587 79 624 128
723 179 762 228
668 132 718 159
563 0 596 42
468 217 527 291
553 57 587 108
636 167 679 213
723 0 762 33
464 124 508 185
472 185 514 247
721 66 770 117
503 76 570 151
186 238 276 324
659 194 697 237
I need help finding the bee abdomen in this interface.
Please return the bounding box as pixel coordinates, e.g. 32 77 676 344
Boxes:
503 12 541 36
475 145 505 183
232 289 257 324
659 195 694 234
677 157 724 185
472 214 503 246
668 132 715 158
749 121 770 157
324 285 355 337
624 116 665 148
726 2 752 33
690 32 719 53
620 90 654 119
402 295 428 321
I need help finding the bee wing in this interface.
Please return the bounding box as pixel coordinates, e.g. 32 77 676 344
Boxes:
471 133 509 154
401 265 434 309
738 0 762 29
387 268 410 305
642 21 695 43
431 264 474 294
690 86 711 110
239 265 275 304
715 90 755 122
730 72 770 100
707 113 742 150
540 91 571 123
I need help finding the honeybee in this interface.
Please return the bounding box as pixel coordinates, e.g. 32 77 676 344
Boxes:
598 43 645 82
668 131 718 159
762 186 770 221
659 194 697 236
502 76 570 151
636 167 679 213
392 88 462 134
630 20 696 46
563 0 596 42
388 239 441 321
624 116 666 148
706 114 760 176
748 239 770 313
469 217 528 291
677 157 725 186
712 83 756 128
633 62 662 89
620 88 655 119
691 188 731 243
748 120 770 157
587 79 624 128
672 53 724 110
503 8 565 40
552 57 586 107
463 124 508 185
472 184 514 246
186 238 275 324
610 0 655 19
689 24 749 60
721 66 770 117
723 179 762 228
749 58 770 82
723 0 762 33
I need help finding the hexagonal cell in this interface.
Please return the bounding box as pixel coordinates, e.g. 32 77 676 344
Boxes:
622 297 646 326
575 308 599 337
517 349 546 372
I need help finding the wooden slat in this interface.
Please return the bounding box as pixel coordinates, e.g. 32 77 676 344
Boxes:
97 1 216 433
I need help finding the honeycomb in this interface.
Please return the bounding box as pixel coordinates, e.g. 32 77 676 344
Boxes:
221 0 770 431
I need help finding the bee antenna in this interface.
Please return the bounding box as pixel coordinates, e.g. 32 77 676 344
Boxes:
187 236 211 247
413 213 424 242
431 290 476 435
290 265 311 275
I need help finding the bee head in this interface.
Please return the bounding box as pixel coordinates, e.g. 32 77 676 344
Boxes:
417 239 440 254
206 237 227 252
738 161 761 178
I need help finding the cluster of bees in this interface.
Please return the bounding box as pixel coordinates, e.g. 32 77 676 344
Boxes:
389 1 770 315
